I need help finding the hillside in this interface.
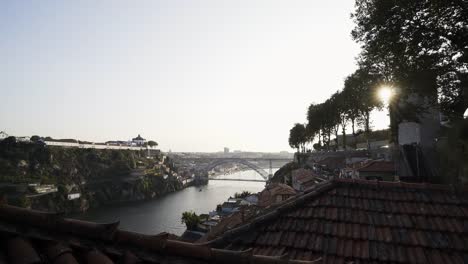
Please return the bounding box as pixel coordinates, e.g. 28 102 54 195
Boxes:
0 140 182 212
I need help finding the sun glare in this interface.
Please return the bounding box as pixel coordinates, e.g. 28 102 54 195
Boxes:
378 86 393 104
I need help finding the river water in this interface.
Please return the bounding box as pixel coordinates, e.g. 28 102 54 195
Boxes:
74 169 275 235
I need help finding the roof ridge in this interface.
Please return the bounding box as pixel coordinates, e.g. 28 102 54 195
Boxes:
356 160 376 170
208 180 336 246
332 178 456 191
0 204 322 263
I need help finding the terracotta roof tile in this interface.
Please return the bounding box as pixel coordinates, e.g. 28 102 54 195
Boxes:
208 179 468 263
86 250 114 264
2 178 468 264
44 243 79 264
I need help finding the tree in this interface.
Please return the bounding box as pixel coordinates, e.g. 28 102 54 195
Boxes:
147 141 158 148
313 143 322 151
1 136 16 147
30 135 40 142
181 211 201 230
352 0 468 120
289 123 307 152
307 103 322 147
343 68 384 145
234 191 252 199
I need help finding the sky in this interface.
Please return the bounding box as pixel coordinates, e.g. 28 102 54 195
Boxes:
0 1 389 152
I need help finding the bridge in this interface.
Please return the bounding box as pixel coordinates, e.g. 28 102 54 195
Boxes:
205 158 270 180
208 178 266 182
173 156 293 182
204 158 288 181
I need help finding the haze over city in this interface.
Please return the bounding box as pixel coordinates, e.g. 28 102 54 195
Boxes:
1 0 389 152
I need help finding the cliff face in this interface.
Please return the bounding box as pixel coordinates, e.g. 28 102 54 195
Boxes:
0 141 181 213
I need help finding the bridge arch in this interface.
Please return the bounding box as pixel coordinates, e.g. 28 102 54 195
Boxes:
204 158 270 180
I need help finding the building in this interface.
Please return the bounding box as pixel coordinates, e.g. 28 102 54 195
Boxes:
356 160 396 181
132 134 146 146
243 194 258 205
315 156 346 172
340 160 396 181
356 139 390 150
16 136 31 143
291 168 317 191
257 183 296 207
223 147 229 154
220 200 240 214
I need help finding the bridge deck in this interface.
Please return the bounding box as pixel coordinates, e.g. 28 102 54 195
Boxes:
208 178 266 182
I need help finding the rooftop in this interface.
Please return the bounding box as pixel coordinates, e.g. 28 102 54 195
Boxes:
1 179 468 263
257 183 297 207
132 134 145 141
209 179 468 263
0 202 309 264
358 160 395 173
292 168 317 182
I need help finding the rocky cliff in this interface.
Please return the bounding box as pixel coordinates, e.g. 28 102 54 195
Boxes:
0 140 182 213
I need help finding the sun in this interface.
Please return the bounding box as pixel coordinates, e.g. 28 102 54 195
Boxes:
378 86 393 104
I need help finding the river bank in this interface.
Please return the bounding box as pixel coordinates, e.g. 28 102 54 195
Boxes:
72 170 267 235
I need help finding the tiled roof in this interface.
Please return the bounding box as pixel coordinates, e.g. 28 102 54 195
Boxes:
292 169 316 181
0 203 316 264
209 179 468 263
358 160 395 173
258 183 297 207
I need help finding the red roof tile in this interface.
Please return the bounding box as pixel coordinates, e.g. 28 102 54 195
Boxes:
208 179 468 263
0 205 322 264
357 161 395 173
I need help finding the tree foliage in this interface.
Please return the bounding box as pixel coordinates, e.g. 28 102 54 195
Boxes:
303 69 383 151
181 211 201 230
289 123 307 152
351 0 468 119
233 191 252 199
147 141 158 148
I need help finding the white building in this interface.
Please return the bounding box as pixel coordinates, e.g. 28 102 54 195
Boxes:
132 134 146 146
16 136 31 143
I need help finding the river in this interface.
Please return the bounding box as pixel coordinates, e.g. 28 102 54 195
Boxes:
74 169 276 235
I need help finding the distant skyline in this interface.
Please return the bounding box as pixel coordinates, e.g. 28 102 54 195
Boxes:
1 1 389 152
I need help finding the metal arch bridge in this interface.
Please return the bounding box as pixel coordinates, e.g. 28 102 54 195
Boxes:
204 158 270 181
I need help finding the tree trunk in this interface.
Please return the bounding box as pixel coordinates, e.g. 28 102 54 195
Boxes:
365 110 370 150
318 129 322 146
342 123 347 150
334 125 339 150
365 110 370 133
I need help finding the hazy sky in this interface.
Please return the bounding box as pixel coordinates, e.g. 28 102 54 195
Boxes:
1 1 389 152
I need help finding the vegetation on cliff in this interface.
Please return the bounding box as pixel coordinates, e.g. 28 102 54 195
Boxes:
0 139 139 184
0 140 183 212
